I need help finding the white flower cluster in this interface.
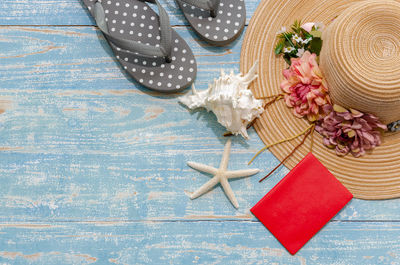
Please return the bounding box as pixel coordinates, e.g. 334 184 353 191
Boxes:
283 47 295 53
276 21 325 60
291 34 312 45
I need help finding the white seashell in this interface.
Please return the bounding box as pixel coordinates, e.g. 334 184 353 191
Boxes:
179 61 263 139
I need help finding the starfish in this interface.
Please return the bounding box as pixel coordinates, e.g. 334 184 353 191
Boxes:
187 139 260 208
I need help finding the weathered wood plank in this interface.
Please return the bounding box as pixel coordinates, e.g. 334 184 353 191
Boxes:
0 26 400 222
0 221 399 264
1 1 398 263
0 0 261 26
0 26 242 90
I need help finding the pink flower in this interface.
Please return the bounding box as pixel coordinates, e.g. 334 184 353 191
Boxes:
301 22 324 32
301 22 315 32
280 51 331 122
315 105 387 157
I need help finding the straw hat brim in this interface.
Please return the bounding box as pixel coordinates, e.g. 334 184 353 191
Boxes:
241 0 400 199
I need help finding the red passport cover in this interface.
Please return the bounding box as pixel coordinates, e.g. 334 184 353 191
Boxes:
251 152 353 255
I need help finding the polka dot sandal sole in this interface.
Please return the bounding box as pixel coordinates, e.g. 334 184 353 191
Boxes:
176 0 246 46
83 0 197 92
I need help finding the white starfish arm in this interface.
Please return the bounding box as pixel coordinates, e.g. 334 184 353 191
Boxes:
187 161 218 175
190 176 220 199
226 169 260 179
220 177 239 208
219 139 232 170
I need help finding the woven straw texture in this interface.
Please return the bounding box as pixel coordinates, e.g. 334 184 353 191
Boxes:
320 0 400 124
240 0 400 199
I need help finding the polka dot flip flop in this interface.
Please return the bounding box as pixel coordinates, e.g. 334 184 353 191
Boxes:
83 0 197 92
175 0 246 46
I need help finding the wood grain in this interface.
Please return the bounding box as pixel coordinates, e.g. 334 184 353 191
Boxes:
1 221 400 264
0 0 399 264
1 26 400 224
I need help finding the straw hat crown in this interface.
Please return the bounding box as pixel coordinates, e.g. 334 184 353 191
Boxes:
320 0 400 124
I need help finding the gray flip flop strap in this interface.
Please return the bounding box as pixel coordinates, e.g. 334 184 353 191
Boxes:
93 0 172 62
179 0 220 15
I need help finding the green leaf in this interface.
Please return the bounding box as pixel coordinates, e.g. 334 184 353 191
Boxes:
310 30 322 38
283 55 292 65
291 20 302 34
309 37 323 55
277 33 286 39
300 28 310 38
304 32 313 39
285 32 294 38
275 41 284 55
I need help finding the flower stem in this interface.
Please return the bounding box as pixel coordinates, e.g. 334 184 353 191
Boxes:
284 33 295 48
263 94 284 109
309 124 315 152
259 124 315 182
256 93 285 100
248 123 314 165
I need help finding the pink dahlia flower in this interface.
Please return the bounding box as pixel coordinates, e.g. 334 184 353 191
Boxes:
281 51 331 122
315 105 387 157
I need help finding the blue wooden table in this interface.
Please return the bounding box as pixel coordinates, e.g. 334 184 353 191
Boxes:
0 0 399 264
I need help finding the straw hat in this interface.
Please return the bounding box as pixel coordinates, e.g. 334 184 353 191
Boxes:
241 0 400 199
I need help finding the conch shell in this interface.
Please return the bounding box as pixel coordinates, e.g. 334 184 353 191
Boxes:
179 62 263 139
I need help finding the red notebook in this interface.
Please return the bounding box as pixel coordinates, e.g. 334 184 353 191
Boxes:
251 153 353 255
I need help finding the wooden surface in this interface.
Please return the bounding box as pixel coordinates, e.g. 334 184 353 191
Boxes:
0 0 399 264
